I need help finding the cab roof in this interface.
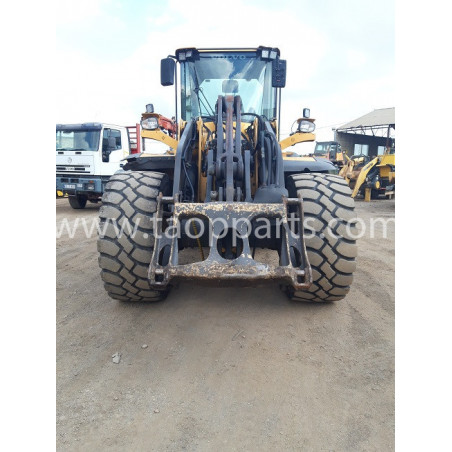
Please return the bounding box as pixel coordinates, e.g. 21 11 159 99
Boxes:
174 46 281 61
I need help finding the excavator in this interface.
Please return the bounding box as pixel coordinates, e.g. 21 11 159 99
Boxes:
97 47 358 303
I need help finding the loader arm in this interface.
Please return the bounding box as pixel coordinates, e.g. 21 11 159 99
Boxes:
148 94 313 291
339 156 353 180
351 157 379 198
141 129 179 151
279 132 315 151
140 112 179 152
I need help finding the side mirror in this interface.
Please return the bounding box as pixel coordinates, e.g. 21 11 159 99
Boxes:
272 59 286 88
161 58 176 86
303 108 310 118
146 103 154 113
102 137 116 162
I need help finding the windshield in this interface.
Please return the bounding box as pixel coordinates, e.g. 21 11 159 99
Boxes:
314 143 339 155
180 51 277 121
314 143 329 155
56 130 101 151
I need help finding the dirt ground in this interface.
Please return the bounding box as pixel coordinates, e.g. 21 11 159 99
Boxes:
56 197 395 451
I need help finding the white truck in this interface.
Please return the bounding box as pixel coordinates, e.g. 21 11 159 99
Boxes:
56 122 141 209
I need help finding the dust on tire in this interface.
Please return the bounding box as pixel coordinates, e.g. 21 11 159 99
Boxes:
97 170 170 302
286 173 358 302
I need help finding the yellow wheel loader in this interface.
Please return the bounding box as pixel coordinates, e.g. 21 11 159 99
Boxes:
97 47 358 303
340 147 395 200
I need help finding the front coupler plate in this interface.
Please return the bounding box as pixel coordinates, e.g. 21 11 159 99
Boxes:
148 195 312 291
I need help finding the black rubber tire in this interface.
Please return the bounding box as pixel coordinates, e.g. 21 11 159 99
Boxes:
68 195 87 209
97 171 170 302
286 173 358 302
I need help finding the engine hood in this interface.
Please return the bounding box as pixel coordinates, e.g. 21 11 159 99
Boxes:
283 155 338 173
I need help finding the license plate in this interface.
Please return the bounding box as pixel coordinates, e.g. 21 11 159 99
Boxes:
64 184 76 189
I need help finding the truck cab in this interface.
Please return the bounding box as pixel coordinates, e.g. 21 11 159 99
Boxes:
56 122 140 208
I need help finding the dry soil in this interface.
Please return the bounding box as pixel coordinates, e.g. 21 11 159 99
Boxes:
56 197 395 451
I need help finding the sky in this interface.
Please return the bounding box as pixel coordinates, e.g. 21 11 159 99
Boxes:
56 0 395 153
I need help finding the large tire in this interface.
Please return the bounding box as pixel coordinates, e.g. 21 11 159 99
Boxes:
68 194 87 209
286 173 358 302
97 171 170 302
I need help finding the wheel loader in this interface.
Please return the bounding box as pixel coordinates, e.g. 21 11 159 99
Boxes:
97 47 358 303
339 143 395 200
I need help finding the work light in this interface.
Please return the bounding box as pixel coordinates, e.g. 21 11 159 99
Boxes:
298 120 315 133
141 117 159 130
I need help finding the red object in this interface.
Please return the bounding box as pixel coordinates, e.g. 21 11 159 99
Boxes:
158 115 177 136
127 116 177 155
127 124 141 154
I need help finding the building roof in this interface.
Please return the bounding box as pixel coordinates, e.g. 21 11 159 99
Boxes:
336 107 395 132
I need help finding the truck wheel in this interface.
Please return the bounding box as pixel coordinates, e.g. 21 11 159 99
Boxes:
97 171 170 302
68 195 87 209
285 173 358 302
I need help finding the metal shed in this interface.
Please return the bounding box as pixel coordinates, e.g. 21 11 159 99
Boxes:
333 107 395 158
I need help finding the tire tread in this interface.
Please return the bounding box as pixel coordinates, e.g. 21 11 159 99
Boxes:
97 171 169 302
287 174 357 302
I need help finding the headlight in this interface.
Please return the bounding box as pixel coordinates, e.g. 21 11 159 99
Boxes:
141 117 159 130
298 120 315 133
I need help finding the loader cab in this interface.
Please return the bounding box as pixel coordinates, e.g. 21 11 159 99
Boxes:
161 47 285 136
314 141 341 160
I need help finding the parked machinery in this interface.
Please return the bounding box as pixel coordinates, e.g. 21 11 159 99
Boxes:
339 141 395 200
97 47 358 303
313 141 346 168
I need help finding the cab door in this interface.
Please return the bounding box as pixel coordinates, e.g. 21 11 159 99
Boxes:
329 144 337 160
99 127 126 175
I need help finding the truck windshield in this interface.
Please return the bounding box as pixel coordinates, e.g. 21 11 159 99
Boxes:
56 130 101 151
180 51 277 121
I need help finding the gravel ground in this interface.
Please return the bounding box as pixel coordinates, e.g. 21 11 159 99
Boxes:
56 197 395 451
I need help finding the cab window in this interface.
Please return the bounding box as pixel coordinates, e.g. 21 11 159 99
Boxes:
103 128 122 150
